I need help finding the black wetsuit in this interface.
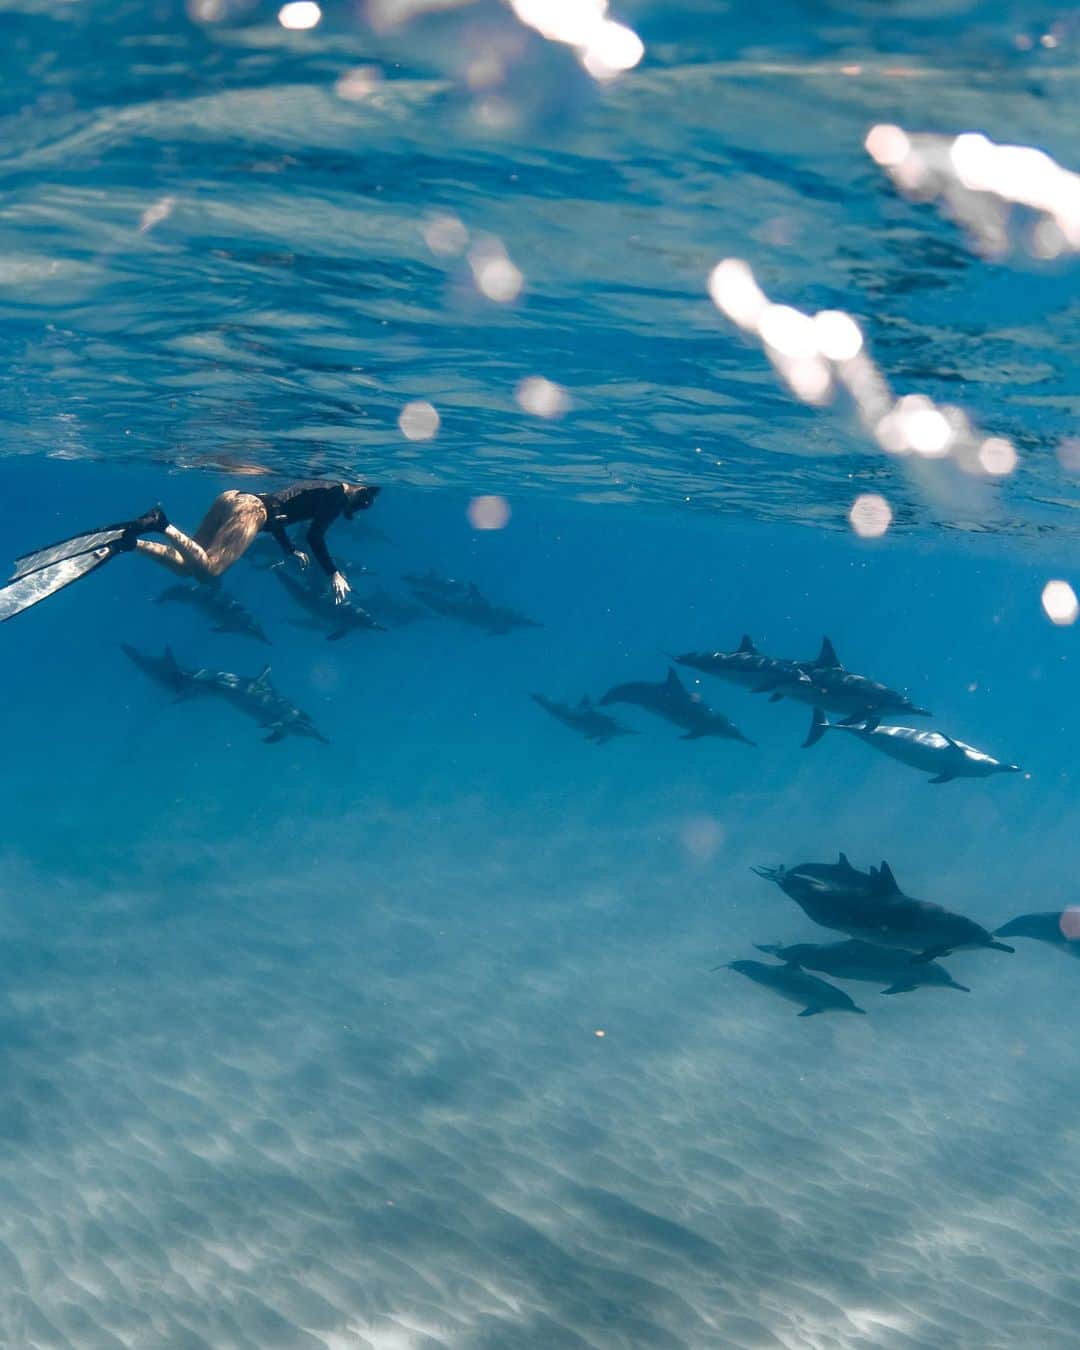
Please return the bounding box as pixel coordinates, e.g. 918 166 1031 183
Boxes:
257 480 353 578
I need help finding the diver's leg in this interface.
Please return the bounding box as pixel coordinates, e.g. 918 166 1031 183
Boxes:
134 539 192 578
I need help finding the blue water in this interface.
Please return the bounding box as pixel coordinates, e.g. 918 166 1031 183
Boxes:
3 2 1080 1347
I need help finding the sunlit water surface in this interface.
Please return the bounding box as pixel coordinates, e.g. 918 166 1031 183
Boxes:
2 2 1080 1347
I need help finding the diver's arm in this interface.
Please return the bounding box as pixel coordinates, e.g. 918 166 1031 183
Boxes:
269 520 309 569
306 519 350 600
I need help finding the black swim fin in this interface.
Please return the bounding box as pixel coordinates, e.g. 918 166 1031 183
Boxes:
10 526 129 580
10 505 166 580
0 546 119 623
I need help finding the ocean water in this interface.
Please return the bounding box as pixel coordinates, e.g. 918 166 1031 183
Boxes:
2 2 1080 1348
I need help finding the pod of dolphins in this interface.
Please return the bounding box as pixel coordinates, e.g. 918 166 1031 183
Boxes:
123 531 1068 1011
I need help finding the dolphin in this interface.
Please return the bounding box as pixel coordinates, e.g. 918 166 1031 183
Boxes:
754 940 970 994
273 569 386 640
189 664 329 744
754 856 1013 963
155 581 270 644
752 636 930 725
599 667 754 743
995 911 1080 958
674 634 802 691
121 643 200 699
752 852 874 903
404 571 541 636
357 586 430 629
804 708 1021 782
530 693 637 745
722 959 866 1017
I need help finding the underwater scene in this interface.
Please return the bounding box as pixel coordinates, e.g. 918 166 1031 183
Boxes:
2 1 1080 1347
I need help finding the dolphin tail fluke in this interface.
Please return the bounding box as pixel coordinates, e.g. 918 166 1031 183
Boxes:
987 940 1015 954
802 707 830 749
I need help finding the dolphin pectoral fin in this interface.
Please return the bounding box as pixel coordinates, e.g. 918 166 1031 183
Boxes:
797 1007 823 1018
263 728 286 744
988 940 1014 954
679 730 707 740
768 692 784 703
751 677 784 694
910 947 948 964
881 983 916 995
802 707 828 749
950 982 972 992
928 773 954 784
851 1006 867 1014
326 629 349 641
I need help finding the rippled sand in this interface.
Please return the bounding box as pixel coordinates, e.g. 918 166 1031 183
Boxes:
1 795 1077 1350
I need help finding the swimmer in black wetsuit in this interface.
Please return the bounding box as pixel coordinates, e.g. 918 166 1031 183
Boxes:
0 479 380 622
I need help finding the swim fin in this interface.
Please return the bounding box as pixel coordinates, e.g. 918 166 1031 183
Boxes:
10 526 129 580
10 505 166 580
0 545 119 623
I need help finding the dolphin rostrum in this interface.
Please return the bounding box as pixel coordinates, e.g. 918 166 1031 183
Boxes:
599 667 754 743
804 708 1020 783
753 940 970 994
155 581 270 644
722 959 867 1017
754 855 1013 963
530 693 637 745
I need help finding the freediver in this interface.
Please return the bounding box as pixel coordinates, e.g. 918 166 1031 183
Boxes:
0 478 381 622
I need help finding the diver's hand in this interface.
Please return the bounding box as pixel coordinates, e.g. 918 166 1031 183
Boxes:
331 570 350 604
294 551 310 571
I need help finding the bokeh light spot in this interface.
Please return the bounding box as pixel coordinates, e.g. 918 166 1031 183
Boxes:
1041 579 1078 626
849 494 892 538
515 376 569 418
398 400 440 441
865 124 911 167
1059 908 1080 940
278 0 321 28
468 495 511 530
335 67 382 101
424 213 468 257
469 246 523 303
977 437 1018 477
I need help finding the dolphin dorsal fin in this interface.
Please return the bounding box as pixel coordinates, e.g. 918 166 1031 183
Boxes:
813 636 841 669
164 645 177 665
738 634 757 654
579 696 592 710
876 860 901 895
838 851 851 869
665 666 684 689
